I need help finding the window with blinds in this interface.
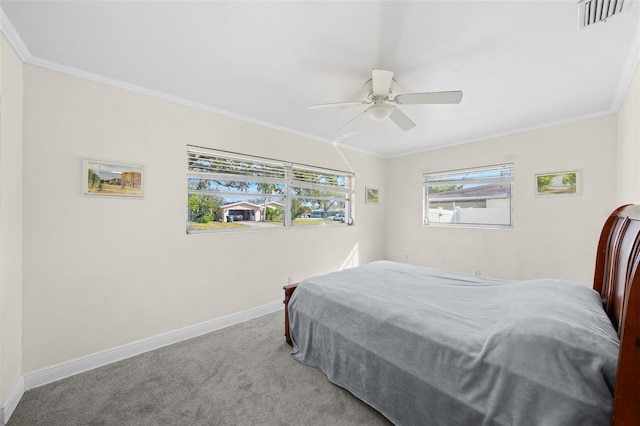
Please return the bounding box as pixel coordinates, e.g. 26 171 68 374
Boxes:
423 164 514 228
186 146 353 233
291 165 351 227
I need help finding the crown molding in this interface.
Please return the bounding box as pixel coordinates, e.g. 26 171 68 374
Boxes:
25 55 382 158
0 6 30 61
390 108 617 159
0 5 381 159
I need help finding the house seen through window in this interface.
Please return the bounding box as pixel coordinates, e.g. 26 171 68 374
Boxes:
187 146 353 233
423 163 514 228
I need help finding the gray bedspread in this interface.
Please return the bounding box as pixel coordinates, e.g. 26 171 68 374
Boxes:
288 261 619 426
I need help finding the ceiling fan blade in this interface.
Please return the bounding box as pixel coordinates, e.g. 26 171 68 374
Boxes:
394 90 463 105
389 107 416 132
337 110 367 133
372 69 394 96
309 100 368 110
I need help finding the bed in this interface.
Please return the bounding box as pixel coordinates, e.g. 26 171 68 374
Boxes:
283 204 639 426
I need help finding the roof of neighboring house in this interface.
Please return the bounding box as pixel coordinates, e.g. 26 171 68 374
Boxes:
429 184 511 200
220 201 263 210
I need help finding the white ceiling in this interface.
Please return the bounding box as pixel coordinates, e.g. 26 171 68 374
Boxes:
2 1 639 158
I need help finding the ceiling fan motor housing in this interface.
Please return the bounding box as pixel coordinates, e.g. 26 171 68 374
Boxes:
364 78 397 101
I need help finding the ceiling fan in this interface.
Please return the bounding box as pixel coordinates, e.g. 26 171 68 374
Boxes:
309 69 463 132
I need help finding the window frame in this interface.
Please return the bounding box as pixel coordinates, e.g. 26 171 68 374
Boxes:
186 146 354 233
423 163 514 229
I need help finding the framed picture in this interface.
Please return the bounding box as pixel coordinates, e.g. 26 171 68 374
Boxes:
83 159 144 198
535 170 580 197
366 187 379 204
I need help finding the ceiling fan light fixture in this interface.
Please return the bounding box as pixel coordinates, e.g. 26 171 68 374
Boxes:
367 104 392 121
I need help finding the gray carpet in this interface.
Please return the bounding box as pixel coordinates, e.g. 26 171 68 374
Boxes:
8 311 392 425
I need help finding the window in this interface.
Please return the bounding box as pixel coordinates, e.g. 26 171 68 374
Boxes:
186 146 353 233
291 166 351 227
423 163 513 228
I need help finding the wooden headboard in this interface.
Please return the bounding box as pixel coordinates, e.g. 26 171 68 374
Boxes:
593 205 640 425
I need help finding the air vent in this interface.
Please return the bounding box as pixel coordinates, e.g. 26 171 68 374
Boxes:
578 0 631 29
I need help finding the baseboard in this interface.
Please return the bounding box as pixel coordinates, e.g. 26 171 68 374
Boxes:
0 375 25 425
23 300 283 391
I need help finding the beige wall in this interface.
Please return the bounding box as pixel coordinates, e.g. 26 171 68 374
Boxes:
385 115 618 286
20 65 386 371
617 58 640 205
0 36 24 405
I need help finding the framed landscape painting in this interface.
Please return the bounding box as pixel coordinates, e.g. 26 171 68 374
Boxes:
535 170 580 197
83 159 144 198
366 187 379 204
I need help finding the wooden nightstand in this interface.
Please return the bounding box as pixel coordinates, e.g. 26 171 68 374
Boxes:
283 283 298 346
